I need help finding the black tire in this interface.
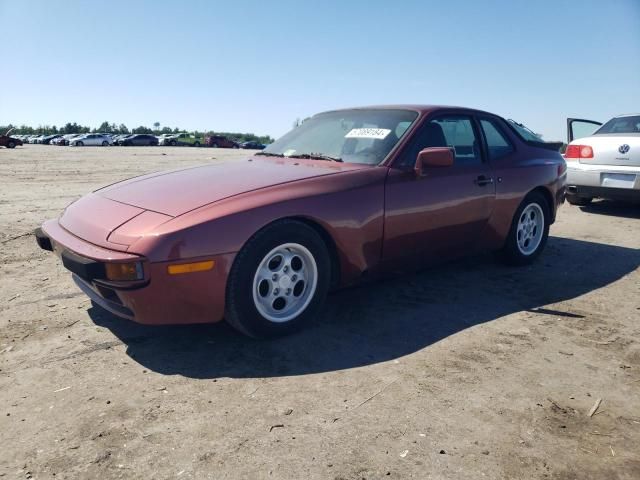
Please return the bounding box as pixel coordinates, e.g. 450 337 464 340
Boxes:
211 143 218 148
170 140 177 146
232 144 239 149
194 141 200 147
500 191 550 266
102 141 108 146
7 141 15 149
566 194 592 206
225 220 331 338
76 141 84 147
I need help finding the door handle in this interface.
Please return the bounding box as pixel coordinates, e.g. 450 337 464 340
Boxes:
474 175 494 186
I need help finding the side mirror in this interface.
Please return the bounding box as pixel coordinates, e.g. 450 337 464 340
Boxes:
414 147 454 176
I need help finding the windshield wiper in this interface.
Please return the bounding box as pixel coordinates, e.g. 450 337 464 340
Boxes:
255 151 285 157
288 153 343 162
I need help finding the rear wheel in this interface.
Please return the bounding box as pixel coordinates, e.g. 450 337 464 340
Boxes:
225 220 331 338
76 141 84 147
102 141 108 146
566 195 592 206
194 141 200 147
500 191 550 265
170 140 177 146
211 143 218 148
7 141 15 149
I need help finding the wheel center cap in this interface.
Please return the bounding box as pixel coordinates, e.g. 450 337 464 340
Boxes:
279 276 292 289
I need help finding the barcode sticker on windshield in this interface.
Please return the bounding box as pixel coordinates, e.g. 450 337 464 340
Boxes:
345 128 391 140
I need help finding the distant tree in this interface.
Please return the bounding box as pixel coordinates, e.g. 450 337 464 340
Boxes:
62 122 82 134
118 124 129 134
160 126 172 134
97 121 112 133
132 125 153 134
153 122 160 132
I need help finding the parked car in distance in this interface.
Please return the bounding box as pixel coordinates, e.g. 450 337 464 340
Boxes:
240 141 266 150
565 114 640 204
159 132 203 147
118 134 159 146
69 134 112 147
41 134 63 145
36 105 566 338
0 129 23 148
110 134 128 145
205 134 239 148
55 134 82 146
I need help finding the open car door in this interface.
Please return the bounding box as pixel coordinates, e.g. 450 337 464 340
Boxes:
567 118 602 143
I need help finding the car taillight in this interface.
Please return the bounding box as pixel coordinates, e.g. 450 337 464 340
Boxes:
564 144 593 159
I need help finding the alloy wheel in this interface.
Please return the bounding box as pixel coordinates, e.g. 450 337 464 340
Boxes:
252 243 318 323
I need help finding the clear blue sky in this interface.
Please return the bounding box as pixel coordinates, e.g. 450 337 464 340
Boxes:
1 0 639 141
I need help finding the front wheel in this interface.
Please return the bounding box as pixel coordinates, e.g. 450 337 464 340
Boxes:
102 141 109 146
7 141 15 148
194 141 200 147
225 220 331 338
500 191 550 266
76 141 84 147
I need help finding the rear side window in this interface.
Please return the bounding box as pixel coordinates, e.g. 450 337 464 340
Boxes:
480 118 514 160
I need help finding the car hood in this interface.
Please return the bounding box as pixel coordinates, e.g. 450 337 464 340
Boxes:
96 158 369 217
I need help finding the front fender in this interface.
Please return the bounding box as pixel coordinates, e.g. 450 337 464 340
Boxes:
130 167 388 285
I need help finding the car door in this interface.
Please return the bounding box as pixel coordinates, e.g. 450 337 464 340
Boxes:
382 114 496 267
567 118 602 142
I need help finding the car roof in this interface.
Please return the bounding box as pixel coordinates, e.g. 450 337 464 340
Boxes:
319 104 500 117
614 113 640 118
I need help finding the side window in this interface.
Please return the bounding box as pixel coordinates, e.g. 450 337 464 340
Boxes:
480 118 514 160
400 115 482 167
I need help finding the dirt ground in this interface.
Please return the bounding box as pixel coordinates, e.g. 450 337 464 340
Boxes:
1 144 639 480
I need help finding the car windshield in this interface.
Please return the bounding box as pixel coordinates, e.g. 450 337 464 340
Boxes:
595 115 640 135
262 109 419 165
507 119 543 142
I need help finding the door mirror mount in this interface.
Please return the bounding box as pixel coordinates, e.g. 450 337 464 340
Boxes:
414 147 454 176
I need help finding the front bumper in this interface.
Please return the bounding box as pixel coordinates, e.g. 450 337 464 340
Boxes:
37 220 234 325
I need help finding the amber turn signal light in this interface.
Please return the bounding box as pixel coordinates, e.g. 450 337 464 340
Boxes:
104 262 144 281
167 260 215 275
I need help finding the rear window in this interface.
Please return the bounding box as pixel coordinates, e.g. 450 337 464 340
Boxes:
506 119 543 142
595 116 640 135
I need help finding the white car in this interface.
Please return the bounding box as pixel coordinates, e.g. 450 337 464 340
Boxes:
69 134 112 147
565 114 640 205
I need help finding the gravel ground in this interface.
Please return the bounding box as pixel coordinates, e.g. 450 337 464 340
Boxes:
1 145 639 479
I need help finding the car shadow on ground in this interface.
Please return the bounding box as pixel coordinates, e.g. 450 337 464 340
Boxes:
89 236 640 379
579 200 640 219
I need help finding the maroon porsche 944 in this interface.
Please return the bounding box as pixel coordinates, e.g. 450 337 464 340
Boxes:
36 105 566 337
